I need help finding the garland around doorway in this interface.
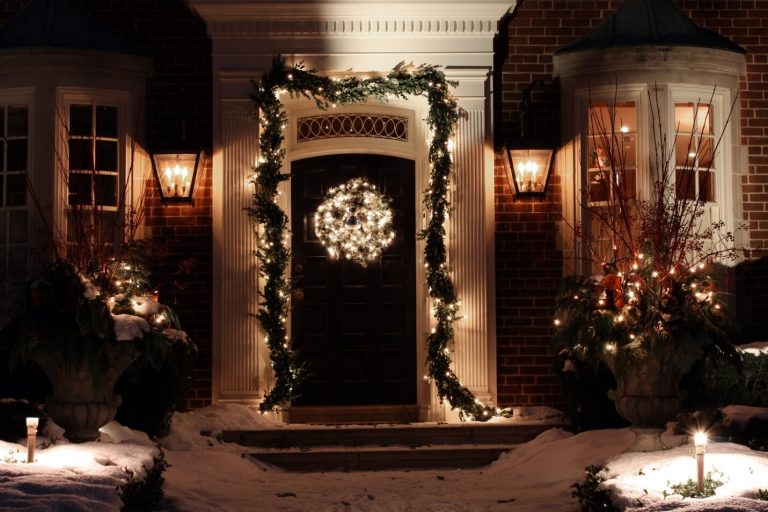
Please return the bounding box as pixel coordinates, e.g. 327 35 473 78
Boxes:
248 57 501 420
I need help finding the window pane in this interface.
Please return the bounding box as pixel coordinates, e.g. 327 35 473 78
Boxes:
675 134 696 167
6 139 27 171
699 137 714 168
68 173 92 205
94 174 117 206
96 106 117 138
0 106 4 137
7 106 28 136
6 174 26 206
0 179 3 207
9 211 26 243
699 171 714 202
588 169 610 202
676 169 696 201
675 102 712 135
0 211 5 240
69 139 93 170
96 140 117 171
590 102 636 133
619 168 636 199
675 103 695 133
97 210 119 244
621 135 637 168
0 143 4 172
69 105 92 136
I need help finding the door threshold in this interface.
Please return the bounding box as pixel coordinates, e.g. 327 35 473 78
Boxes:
288 405 421 425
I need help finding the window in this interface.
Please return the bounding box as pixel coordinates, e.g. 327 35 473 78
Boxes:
674 102 715 202
584 101 639 271
587 101 638 203
65 101 122 263
0 103 29 317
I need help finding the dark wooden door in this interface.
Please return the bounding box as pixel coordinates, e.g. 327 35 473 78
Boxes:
291 154 416 406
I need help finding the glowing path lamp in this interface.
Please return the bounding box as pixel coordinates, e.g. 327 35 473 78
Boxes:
694 431 708 492
26 417 38 463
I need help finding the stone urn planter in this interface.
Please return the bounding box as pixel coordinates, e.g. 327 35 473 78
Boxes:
33 347 137 443
602 344 699 451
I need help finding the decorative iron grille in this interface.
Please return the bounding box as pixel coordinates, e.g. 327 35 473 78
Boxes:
297 113 408 142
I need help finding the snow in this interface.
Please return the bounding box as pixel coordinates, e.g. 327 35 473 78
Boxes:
163 327 191 344
0 422 158 511
737 342 768 356
130 296 162 316
2 405 768 511
111 313 150 341
720 405 768 428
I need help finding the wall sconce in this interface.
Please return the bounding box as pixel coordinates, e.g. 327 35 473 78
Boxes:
150 151 204 204
501 146 553 198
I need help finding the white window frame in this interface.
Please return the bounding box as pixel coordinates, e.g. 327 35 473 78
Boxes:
54 88 146 252
572 85 649 275
0 88 34 317
668 84 735 240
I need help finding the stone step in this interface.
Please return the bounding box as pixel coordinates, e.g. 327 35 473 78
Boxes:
220 423 562 449
245 444 514 471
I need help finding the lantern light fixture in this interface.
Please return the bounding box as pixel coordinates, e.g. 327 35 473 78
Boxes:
150 151 204 204
501 146 553 198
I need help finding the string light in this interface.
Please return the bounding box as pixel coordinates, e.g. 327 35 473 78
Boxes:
315 178 395 266
248 57 500 420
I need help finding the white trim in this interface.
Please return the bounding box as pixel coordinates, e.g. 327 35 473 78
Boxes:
55 88 144 247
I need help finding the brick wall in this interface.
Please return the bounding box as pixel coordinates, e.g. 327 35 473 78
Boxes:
0 0 214 408
72 0 214 409
495 0 768 407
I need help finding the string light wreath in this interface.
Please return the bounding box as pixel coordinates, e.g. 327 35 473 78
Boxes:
248 56 504 419
315 178 395 266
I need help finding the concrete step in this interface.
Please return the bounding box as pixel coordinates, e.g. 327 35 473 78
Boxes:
245 444 514 471
221 422 563 449
287 405 421 424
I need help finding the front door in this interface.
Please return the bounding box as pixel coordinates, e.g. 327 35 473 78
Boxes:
291 154 416 406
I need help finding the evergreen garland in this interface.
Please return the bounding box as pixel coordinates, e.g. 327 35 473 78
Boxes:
249 56 499 419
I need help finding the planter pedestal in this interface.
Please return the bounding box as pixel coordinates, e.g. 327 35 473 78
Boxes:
33 347 135 443
45 398 121 443
605 348 694 452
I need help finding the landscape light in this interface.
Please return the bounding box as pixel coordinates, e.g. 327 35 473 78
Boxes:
694 431 708 492
26 417 38 463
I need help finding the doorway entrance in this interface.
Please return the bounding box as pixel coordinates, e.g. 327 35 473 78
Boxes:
291 154 416 407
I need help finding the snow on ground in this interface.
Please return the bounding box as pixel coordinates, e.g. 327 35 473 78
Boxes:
2 404 768 511
0 422 157 511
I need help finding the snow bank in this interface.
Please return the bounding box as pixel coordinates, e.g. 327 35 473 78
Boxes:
721 405 768 429
602 441 768 510
0 421 158 512
738 342 768 356
160 403 281 451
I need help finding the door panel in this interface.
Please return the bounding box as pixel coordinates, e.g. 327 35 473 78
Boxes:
291 154 416 406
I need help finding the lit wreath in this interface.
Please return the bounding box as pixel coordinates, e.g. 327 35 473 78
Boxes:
314 178 395 266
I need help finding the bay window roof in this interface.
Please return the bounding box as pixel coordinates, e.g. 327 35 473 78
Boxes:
0 0 145 56
555 0 745 56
